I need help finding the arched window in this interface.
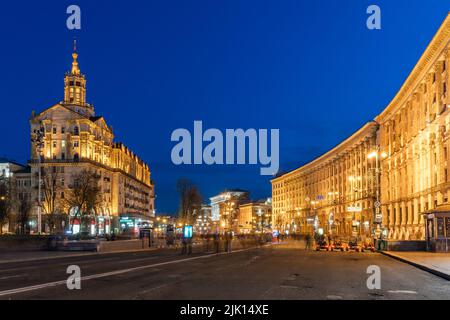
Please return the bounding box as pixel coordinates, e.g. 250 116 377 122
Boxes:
74 153 79 161
74 126 79 136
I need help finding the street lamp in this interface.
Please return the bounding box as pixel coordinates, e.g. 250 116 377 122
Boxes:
31 123 45 235
367 148 387 236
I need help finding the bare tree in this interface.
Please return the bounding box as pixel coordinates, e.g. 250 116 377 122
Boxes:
40 167 61 232
64 169 102 233
16 193 32 235
0 176 14 234
176 178 202 225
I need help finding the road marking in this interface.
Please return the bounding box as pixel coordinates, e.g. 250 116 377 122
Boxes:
387 290 418 294
0 275 23 280
133 283 171 299
279 285 298 289
327 295 343 300
0 246 267 297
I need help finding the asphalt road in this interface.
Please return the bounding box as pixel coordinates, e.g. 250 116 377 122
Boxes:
0 241 449 300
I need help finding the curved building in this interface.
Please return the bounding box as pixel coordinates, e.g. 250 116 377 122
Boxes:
272 13 450 241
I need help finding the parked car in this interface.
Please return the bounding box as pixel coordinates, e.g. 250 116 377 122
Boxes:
332 239 347 252
347 238 361 252
315 240 330 251
361 242 376 252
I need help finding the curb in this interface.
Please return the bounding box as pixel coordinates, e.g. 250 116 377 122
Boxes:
379 251 450 281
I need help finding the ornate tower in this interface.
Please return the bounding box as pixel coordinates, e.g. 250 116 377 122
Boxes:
63 40 94 117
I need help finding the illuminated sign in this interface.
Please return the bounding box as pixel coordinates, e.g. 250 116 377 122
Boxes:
347 206 362 212
183 225 193 238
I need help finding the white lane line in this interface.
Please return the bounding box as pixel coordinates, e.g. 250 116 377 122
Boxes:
387 290 418 294
0 275 23 280
327 295 343 300
0 246 265 297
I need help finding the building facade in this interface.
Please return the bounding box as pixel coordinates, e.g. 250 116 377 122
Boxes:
272 14 450 241
0 159 30 233
377 14 450 241
272 122 379 239
210 190 249 234
28 47 155 235
193 204 212 235
238 198 272 234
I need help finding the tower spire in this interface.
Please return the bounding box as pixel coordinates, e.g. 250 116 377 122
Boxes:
71 38 80 75
64 39 88 109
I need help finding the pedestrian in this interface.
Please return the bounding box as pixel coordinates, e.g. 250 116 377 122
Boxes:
305 233 311 250
224 232 230 253
225 231 233 253
187 238 192 255
214 233 220 254
181 237 187 255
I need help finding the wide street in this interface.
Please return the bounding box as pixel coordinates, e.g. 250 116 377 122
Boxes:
0 241 448 300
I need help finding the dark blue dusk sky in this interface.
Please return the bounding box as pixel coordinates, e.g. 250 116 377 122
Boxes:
0 1 449 214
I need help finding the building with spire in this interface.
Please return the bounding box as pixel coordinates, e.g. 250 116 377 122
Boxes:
28 43 155 235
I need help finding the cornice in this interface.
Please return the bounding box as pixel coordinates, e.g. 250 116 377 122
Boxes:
376 13 450 123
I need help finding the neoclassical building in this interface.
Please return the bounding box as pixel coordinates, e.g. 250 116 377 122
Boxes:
272 13 450 241
377 14 450 241
29 47 155 234
272 122 379 239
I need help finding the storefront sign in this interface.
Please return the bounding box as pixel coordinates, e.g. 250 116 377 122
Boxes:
375 214 382 223
347 206 362 212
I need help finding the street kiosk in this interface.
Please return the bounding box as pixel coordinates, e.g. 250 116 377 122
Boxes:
423 205 450 252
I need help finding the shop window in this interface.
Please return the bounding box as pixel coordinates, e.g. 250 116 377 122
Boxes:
437 218 445 237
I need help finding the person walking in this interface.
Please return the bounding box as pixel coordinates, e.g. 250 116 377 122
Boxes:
214 233 220 254
225 231 232 253
305 233 312 250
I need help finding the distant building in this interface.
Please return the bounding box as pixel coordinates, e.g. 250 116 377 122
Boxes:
154 215 176 236
0 158 27 178
209 190 249 233
193 204 212 235
238 198 272 234
0 158 30 233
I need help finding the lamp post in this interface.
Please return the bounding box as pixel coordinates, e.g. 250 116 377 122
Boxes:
368 148 387 237
31 123 45 235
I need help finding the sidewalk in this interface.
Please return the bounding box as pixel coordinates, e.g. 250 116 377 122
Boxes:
380 251 450 281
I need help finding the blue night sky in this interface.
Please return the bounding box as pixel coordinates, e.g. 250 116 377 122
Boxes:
0 1 449 214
